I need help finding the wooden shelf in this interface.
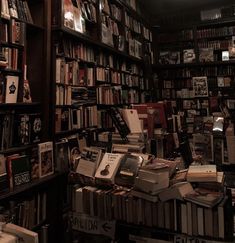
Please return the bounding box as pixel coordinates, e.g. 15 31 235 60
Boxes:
53 26 143 63
0 173 65 201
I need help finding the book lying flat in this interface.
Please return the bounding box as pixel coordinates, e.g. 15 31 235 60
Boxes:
184 187 224 208
187 164 217 182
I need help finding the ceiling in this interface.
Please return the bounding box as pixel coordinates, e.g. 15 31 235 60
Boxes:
139 0 234 23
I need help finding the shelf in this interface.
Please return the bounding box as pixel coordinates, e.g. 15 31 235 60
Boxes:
0 144 37 154
55 102 96 108
0 41 24 49
55 127 98 137
154 60 235 69
0 68 22 74
0 102 40 109
0 172 65 201
26 22 45 32
53 26 143 63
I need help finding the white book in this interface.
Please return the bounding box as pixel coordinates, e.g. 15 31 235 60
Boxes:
1 0 10 19
121 108 143 133
5 76 19 103
95 153 123 183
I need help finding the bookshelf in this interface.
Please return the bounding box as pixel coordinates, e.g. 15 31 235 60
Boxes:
51 0 153 136
153 12 235 140
0 1 67 242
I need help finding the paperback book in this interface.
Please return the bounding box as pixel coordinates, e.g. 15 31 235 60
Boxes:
38 141 54 178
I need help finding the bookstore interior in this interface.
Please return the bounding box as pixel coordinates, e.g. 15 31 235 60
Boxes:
2 0 235 242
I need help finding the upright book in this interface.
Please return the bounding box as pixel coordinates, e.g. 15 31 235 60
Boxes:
114 154 143 187
5 75 19 103
95 152 123 184
38 141 54 178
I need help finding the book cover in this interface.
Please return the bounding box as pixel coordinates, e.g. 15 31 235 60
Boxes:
29 113 42 143
55 139 70 172
192 76 208 97
108 107 130 140
0 154 8 192
114 154 143 187
183 49 196 63
63 0 75 30
184 187 223 208
10 155 31 188
5 75 19 103
199 48 214 62
23 79 32 103
68 135 81 171
121 108 143 134
95 153 123 184
38 141 54 178
76 146 103 177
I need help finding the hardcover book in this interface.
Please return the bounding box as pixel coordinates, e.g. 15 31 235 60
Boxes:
38 141 54 178
187 164 217 182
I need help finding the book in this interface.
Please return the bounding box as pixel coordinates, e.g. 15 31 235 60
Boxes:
7 155 31 189
121 108 143 134
108 107 130 140
23 79 32 103
184 187 224 208
29 113 42 143
138 164 169 183
5 75 19 103
67 135 82 171
95 153 123 184
38 141 54 178
158 182 194 201
114 154 143 187
63 0 75 30
130 189 159 202
55 139 70 172
134 176 169 195
0 154 8 192
183 49 196 63
76 146 103 177
187 164 217 182
192 76 208 97
0 232 18 242
3 223 38 243
199 48 214 62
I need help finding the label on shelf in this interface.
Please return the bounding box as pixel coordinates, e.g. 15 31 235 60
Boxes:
70 212 116 239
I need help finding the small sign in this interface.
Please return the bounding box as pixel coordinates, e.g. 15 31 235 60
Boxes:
70 212 116 239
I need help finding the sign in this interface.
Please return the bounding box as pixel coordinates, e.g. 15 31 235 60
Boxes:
174 235 227 243
70 212 116 239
